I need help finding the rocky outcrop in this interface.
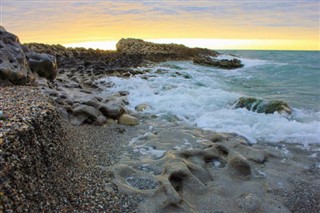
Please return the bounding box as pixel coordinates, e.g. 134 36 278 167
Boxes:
193 56 244 69
235 97 292 114
0 26 35 85
0 26 58 86
116 38 219 62
0 86 75 211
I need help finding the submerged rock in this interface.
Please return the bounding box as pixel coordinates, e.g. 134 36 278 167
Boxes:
235 97 292 114
135 104 150 112
193 56 243 69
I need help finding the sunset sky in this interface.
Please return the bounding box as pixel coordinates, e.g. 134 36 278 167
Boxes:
2 0 319 50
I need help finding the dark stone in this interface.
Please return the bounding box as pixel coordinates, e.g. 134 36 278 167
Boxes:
0 26 35 85
26 51 58 80
235 97 292 114
193 56 244 69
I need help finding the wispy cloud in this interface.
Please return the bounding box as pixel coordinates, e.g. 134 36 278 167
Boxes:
2 0 319 48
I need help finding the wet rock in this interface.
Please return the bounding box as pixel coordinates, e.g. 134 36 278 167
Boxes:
235 97 292 114
228 154 252 177
135 104 150 112
99 102 126 119
26 51 57 80
0 26 35 85
264 100 292 114
118 114 139 126
193 56 243 69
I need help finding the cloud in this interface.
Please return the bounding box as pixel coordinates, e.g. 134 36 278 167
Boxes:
1 0 319 44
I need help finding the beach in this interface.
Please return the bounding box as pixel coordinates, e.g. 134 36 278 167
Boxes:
1 27 320 212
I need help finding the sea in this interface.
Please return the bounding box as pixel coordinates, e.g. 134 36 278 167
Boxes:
99 51 320 146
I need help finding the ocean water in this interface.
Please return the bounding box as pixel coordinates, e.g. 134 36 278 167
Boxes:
99 51 320 146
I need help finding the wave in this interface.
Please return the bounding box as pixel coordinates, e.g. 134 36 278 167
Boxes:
97 61 320 146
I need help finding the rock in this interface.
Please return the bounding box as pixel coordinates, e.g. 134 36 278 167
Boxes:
72 105 102 125
235 97 292 114
235 97 263 111
193 56 243 69
264 100 292 114
35 77 49 87
99 102 126 119
0 26 35 85
237 193 260 212
116 38 218 62
118 114 139 126
96 115 107 126
228 154 251 177
135 104 150 112
26 51 57 80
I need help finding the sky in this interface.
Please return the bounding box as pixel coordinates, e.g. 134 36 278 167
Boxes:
1 0 319 50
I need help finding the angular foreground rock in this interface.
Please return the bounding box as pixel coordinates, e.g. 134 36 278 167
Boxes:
193 55 244 69
235 97 292 114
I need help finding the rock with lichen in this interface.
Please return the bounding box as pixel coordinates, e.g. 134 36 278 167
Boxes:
235 97 292 114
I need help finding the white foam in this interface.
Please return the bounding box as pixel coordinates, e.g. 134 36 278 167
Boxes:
98 62 320 146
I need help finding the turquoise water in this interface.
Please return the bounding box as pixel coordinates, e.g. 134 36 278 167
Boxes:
220 50 320 111
100 50 320 145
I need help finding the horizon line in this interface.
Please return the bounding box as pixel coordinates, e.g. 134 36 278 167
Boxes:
61 38 320 51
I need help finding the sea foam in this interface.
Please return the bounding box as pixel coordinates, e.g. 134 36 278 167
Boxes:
98 59 320 146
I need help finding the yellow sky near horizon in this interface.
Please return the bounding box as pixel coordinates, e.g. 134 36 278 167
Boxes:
2 1 320 50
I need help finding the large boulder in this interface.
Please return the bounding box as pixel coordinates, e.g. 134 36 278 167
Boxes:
235 97 292 114
99 101 126 119
0 26 35 85
71 105 103 125
26 51 57 80
193 56 243 69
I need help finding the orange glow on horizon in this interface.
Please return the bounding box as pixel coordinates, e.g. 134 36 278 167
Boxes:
3 1 319 51
63 38 319 51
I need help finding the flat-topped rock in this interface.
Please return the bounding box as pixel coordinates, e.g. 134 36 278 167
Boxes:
193 56 244 69
116 38 218 62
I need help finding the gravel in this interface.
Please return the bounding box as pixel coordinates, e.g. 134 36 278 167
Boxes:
0 86 143 212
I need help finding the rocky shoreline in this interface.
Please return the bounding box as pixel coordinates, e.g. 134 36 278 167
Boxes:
1 26 320 212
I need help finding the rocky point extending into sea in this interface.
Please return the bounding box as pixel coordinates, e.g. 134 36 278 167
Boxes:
0 26 319 212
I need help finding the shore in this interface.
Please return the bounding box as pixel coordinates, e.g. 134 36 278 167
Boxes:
1 87 319 212
1 27 320 212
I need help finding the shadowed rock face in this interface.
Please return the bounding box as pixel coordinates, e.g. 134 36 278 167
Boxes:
0 26 58 85
235 97 292 114
116 38 219 62
26 51 58 80
0 26 35 85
